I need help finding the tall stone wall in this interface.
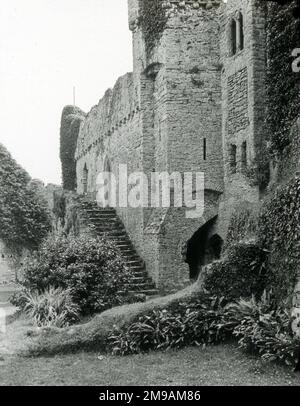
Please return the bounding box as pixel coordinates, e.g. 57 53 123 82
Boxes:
217 0 266 238
138 1 224 289
73 0 268 291
75 73 147 255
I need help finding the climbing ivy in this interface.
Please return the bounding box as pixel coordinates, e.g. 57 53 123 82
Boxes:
60 106 85 191
265 0 300 155
225 201 260 250
258 174 300 302
140 0 168 58
0 144 51 253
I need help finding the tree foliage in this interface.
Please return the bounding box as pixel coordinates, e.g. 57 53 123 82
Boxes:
0 144 51 252
60 105 86 191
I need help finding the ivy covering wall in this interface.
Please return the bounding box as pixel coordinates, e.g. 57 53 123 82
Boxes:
265 0 300 155
140 0 168 57
258 175 300 302
60 106 86 191
0 144 51 252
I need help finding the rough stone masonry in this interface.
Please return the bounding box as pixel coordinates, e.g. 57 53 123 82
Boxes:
63 0 267 291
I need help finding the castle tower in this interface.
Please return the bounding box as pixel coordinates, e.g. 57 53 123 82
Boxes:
128 0 225 289
219 0 267 232
128 0 224 188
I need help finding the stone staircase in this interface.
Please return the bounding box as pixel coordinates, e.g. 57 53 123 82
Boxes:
79 199 159 298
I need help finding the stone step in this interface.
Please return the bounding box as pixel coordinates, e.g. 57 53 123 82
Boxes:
126 259 144 266
128 281 156 290
129 289 159 296
83 208 116 216
79 200 158 297
92 224 125 232
128 263 145 270
88 215 119 221
129 275 149 282
97 230 127 237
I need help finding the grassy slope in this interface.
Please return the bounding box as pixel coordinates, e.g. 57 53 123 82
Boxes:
0 345 299 386
28 283 203 356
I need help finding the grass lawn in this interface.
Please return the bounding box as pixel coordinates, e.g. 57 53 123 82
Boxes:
0 317 299 386
0 345 300 386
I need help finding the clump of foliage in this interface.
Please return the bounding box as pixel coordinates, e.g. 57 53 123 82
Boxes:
258 174 300 302
0 144 51 252
204 242 268 301
52 190 66 228
107 291 300 367
265 0 300 154
18 236 134 315
12 287 79 328
225 202 260 250
107 295 233 356
140 0 168 58
228 293 299 366
244 146 271 190
60 106 86 191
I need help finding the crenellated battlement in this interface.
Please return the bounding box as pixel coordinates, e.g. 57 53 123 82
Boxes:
129 0 223 32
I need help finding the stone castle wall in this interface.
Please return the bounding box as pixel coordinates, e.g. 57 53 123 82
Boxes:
73 0 268 291
217 0 266 238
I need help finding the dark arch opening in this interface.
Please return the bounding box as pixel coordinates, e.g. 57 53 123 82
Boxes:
185 218 223 280
206 234 223 263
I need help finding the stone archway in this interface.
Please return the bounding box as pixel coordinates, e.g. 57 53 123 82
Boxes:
185 217 222 280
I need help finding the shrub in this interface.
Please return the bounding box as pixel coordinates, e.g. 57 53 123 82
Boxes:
107 290 300 368
14 287 79 328
107 295 234 356
204 242 268 300
226 293 300 367
19 235 133 315
258 175 300 302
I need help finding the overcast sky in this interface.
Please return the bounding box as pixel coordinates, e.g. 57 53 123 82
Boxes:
0 0 132 185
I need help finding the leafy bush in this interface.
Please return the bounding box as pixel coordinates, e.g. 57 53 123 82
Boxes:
204 242 268 300
226 293 300 367
107 295 234 356
107 290 300 367
19 235 133 315
258 175 300 302
14 287 79 328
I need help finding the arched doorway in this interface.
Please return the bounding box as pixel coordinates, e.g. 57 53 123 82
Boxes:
83 164 88 194
206 234 223 264
185 218 223 280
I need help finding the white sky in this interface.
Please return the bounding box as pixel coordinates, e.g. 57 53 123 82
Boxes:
0 0 132 185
